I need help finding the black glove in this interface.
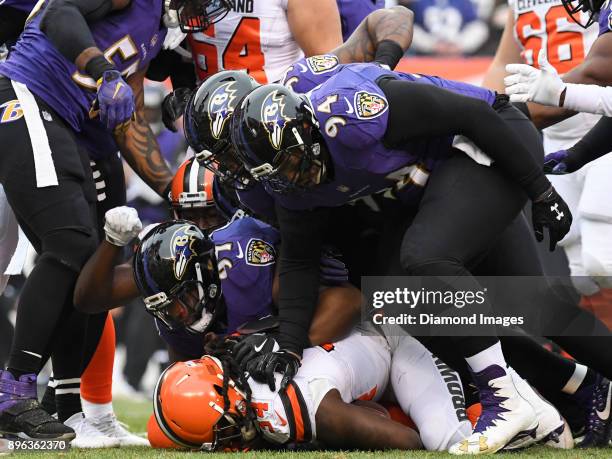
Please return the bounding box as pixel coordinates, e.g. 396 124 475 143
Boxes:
161 87 193 132
245 350 301 392
531 186 572 252
231 333 280 368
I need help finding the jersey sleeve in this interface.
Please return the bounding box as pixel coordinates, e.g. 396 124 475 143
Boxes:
250 376 314 445
310 75 390 152
281 54 341 93
599 1 612 36
213 218 279 332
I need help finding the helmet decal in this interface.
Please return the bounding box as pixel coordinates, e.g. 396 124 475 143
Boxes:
305 55 339 74
170 225 200 279
208 81 239 139
261 89 289 150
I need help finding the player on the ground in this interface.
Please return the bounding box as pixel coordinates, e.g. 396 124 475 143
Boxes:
228 62 574 453
483 0 612 322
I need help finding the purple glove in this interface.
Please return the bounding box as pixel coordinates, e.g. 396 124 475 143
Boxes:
96 70 134 130
320 246 348 285
543 150 570 174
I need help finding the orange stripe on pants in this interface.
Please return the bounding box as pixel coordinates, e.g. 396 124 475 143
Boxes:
81 313 115 404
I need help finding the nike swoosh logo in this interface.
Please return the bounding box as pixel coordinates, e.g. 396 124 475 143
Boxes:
344 97 354 114
254 339 268 353
236 241 244 259
22 350 42 358
275 410 287 426
597 382 612 420
112 82 124 99
297 62 308 73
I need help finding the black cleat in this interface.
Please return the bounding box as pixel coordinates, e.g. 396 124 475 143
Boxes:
578 376 612 448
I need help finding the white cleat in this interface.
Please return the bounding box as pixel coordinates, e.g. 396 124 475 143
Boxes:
89 413 150 447
64 412 120 449
449 365 538 455
504 368 572 450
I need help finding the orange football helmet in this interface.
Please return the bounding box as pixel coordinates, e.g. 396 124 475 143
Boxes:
153 356 256 451
169 157 225 230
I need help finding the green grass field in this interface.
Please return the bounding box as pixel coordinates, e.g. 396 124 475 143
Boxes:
6 398 612 458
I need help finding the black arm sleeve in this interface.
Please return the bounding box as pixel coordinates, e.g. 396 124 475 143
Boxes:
146 49 197 90
40 0 115 63
378 79 550 200
566 116 612 171
275 202 330 354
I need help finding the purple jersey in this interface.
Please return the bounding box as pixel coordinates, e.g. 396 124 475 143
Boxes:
157 216 279 358
1 0 37 13
336 0 384 41
598 0 612 36
0 0 166 132
282 54 495 105
211 216 279 333
273 62 494 210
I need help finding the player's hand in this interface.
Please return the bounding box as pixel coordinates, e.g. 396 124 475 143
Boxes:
104 206 142 247
96 70 134 131
543 150 574 175
504 52 565 107
231 333 280 368
245 350 301 392
163 27 187 50
320 245 348 285
531 186 572 251
162 88 193 132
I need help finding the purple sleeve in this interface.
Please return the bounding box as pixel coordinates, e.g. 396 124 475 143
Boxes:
281 55 341 94
599 4 612 36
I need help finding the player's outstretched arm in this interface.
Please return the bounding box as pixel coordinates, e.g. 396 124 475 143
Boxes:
526 32 612 128
379 79 572 250
40 0 134 129
333 6 414 68
481 9 522 92
545 116 612 174
115 69 174 196
308 285 362 346
315 390 423 450
287 0 342 56
74 207 141 313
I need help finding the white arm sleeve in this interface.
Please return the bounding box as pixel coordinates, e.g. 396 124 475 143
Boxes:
563 83 612 116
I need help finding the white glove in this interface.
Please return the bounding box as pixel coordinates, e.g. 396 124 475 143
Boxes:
504 52 566 106
163 27 187 50
104 206 142 247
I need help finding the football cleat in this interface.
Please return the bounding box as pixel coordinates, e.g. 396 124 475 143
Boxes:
64 413 120 449
89 413 150 447
577 376 612 448
449 365 538 455
504 368 572 450
0 371 75 441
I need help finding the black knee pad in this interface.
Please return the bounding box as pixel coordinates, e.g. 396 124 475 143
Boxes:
400 249 465 276
40 226 99 272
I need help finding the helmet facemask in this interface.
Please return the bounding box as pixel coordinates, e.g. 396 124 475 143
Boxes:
561 0 603 28
165 0 232 33
143 262 219 333
195 147 254 191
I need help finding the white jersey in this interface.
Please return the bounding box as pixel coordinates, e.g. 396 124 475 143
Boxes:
187 0 304 84
509 0 600 150
248 331 391 445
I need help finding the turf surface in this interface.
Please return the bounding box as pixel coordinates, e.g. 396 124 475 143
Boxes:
5 398 611 458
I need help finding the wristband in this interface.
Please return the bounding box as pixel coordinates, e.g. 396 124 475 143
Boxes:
85 55 116 82
374 40 404 70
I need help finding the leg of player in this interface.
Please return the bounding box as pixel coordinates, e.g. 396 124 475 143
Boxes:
0 78 99 441
314 389 423 450
389 335 472 451
399 107 547 454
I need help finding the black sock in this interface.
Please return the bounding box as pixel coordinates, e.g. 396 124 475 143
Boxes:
54 378 82 422
40 382 57 416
